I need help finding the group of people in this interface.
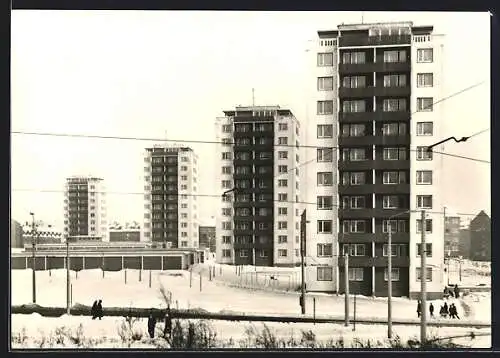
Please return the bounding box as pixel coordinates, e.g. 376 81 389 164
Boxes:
91 300 103 320
444 284 461 299
417 300 460 320
147 305 172 339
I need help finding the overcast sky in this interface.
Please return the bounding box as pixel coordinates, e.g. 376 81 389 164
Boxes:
11 11 491 229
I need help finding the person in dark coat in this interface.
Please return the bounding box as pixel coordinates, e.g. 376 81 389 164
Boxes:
429 303 435 318
443 302 449 318
147 310 157 339
417 300 422 318
454 284 460 299
450 303 460 319
163 305 172 338
91 300 98 320
96 300 103 320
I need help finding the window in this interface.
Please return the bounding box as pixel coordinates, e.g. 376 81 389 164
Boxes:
317 148 333 162
318 77 334 91
239 250 249 258
258 208 269 216
259 152 272 159
416 195 433 209
317 244 333 257
222 152 232 160
417 73 433 87
383 171 407 184
417 48 433 63
342 196 365 209
383 244 401 257
383 50 406 63
317 220 333 233
342 244 365 256
383 74 407 87
278 123 288 131
317 196 333 210
222 208 232 216
417 243 433 257
278 249 288 257
383 147 406 160
384 268 400 281
317 124 333 138
278 193 288 202
278 179 288 187
317 52 334 66
416 122 433 136
222 236 231 244
342 148 366 161
341 124 366 137
382 123 406 136
416 267 433 282
278 137 288 145
317 101 334 115
317 172 333 186
221 166 232 174
383 98 406 112
181 185 187 190
278 221 288 230
417 219 433 233
222 124 232 133
342 220 366 233
383 195 399 209
278 207 288 215
343 51 366 64
343 100 366 113
416 170 433 184
181 232 187 237
259 249 268 258
343 76 366 88
278 165 288 173
317 267 333 281
222 249 231 258
417 98 433 112
341 171 366 185
221 180 232 189
349 268 364 281
278 151 288 159
416 146 433 161
222 221 232 230
278 235 287 243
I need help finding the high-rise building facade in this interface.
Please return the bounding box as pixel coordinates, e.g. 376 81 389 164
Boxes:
143 145 199 248
215 106 301 266
306 22 445 298
63 176 107 241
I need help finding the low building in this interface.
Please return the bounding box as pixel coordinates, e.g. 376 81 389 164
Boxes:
22 225 63 246
469 211 491 261
199 226 216 252
444 216 461 257
108 222 141 242
11 220 24 248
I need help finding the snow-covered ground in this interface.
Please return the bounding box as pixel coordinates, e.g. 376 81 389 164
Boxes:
11 265 491 348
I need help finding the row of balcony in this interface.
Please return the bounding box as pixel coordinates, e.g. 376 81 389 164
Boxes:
339 134 410 146
339 85 411 99
338 159 409 171
337 255 410 267
338 183 409 195
338 232 409 243
339 61 410 75
339 208 409 220
339 34 412 47
339 111 410 123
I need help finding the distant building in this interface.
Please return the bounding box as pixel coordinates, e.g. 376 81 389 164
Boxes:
458 228 471 259
444 216 461 257
11 220 23 248
109 222 141 242
469 211 491 261
199 226 216 252
22 225 63 246
64 176 108 241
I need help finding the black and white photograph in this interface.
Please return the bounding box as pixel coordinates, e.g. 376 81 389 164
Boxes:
10 10 491 349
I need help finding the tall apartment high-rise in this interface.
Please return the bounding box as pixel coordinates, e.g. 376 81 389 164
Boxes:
216 106 301 266
305 22 445 298
143 145 199 248
63 176 107 241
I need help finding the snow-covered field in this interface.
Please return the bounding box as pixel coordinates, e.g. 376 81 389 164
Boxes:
11 263 491 349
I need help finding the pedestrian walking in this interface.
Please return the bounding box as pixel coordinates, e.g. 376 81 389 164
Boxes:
416 300 422 318
147 310 157 339
429 303 435 318
443 302 449 318
96 300 103 320
163 305 172 339
454 284 460 299
91 300 98 320
450 303 460 319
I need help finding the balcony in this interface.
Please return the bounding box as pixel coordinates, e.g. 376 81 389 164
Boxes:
372 160 410 170
373 62 411 73
373 183 410 195
339 135 376 147
339 112 375 123
372 208 410 218
339 63 375 75
338 160 374 171
339 86 375 99
374 85 411 98
338 184 375 195
374 111 411 122
372 135 411 146
233 242 255 250
338 232 410 244
339 208 374 219
233 172 253 180
339 34 411 47
372 232 410 244
371 256 410 267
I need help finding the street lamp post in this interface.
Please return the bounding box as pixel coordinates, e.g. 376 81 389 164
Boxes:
66 234 71 315
29 212 37 304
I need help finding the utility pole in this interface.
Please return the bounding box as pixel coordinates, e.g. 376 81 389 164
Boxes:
420 210 427 346
300 210 307 315
387 229 393 339
344 252 349 326
30 213 37 304
66 235 71 315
